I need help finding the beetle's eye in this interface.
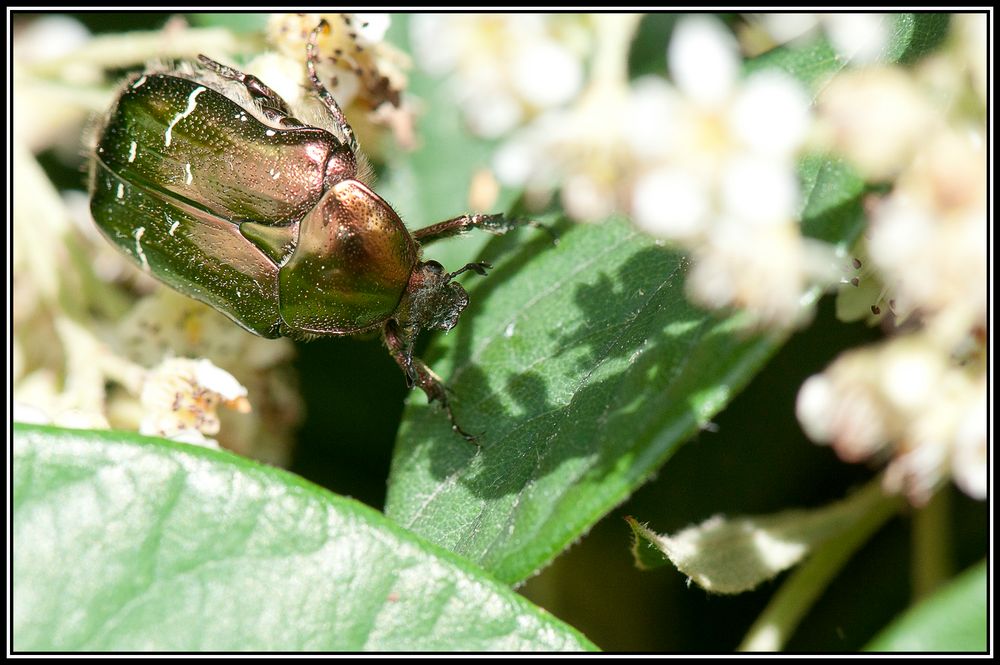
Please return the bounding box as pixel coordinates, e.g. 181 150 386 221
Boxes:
424 260 444 275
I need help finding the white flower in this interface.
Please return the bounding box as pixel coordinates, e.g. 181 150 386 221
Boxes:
953 14 987 105
117 290 302 465
822 13 892 64
411 14 591 138
352 13 391 43
866 129 986 349
951 388 987 501
510 38 585 109
686 221 827 330
139 357 251 447
647 16 811 211
633 17 823 329
796 335 987 505
491 15 642 220
816 66 936 181
14 15 91 64
623 76 682 161
493 16 828 329
755 13 892 65
631 167 709 241
13 402 53 426
728 71 811 159
668 16 740 106
719 156 800 225
265 13 406 110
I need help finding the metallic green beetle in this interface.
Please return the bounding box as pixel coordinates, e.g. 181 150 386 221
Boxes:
89 21 539 440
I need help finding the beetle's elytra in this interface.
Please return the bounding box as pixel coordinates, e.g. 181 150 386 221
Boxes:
89 20 543 440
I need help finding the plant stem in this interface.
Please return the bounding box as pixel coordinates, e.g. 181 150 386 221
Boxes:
738 476 902 652
911 485 951 600
589 13 642 88
25 28 263 78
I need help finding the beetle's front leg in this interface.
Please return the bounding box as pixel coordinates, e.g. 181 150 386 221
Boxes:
383 321 478 443
306 20 359 153
413 213 556 246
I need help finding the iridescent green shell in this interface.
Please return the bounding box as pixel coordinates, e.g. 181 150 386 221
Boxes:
89 71 418 337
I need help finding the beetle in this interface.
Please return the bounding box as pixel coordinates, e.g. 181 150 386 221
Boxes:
88 20 543 440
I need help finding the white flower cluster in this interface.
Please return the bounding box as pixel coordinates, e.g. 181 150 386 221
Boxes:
410 13 592 138
490 16 830 329
753 13 892 64
798 335 986 504
797 15 988 504
118 290 303 464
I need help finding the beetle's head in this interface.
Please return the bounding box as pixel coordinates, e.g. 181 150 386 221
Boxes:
399 260 471 333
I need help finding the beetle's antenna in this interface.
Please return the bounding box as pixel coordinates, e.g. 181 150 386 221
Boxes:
306 19 359 153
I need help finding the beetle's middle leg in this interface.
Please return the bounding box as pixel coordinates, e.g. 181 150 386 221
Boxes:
383 321 478 443
413 214 556 246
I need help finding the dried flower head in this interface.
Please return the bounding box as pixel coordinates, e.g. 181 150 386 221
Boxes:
255 12 414 155
139 358 251 447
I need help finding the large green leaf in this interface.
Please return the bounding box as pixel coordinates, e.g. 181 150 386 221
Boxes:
865 561 987 652
12 424 596 652
384 217 787 585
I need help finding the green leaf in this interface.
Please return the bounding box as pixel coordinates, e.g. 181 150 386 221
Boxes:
886 13 951 64
865 561 987 652
745 13 952 86
797 155 865 244
385 219 783 585
12 424 596 652
743 37 843 87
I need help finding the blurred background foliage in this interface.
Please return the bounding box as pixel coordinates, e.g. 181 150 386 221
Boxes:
11 11 987 652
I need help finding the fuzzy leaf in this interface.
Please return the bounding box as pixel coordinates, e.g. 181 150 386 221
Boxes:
626 480 892 594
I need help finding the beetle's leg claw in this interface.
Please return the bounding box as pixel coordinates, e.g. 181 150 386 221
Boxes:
403 361 419 388
447 261 492 281
451 421 481 445
528 219 560 245
383 321 478 443
442 401 481 446
410 365 479 445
